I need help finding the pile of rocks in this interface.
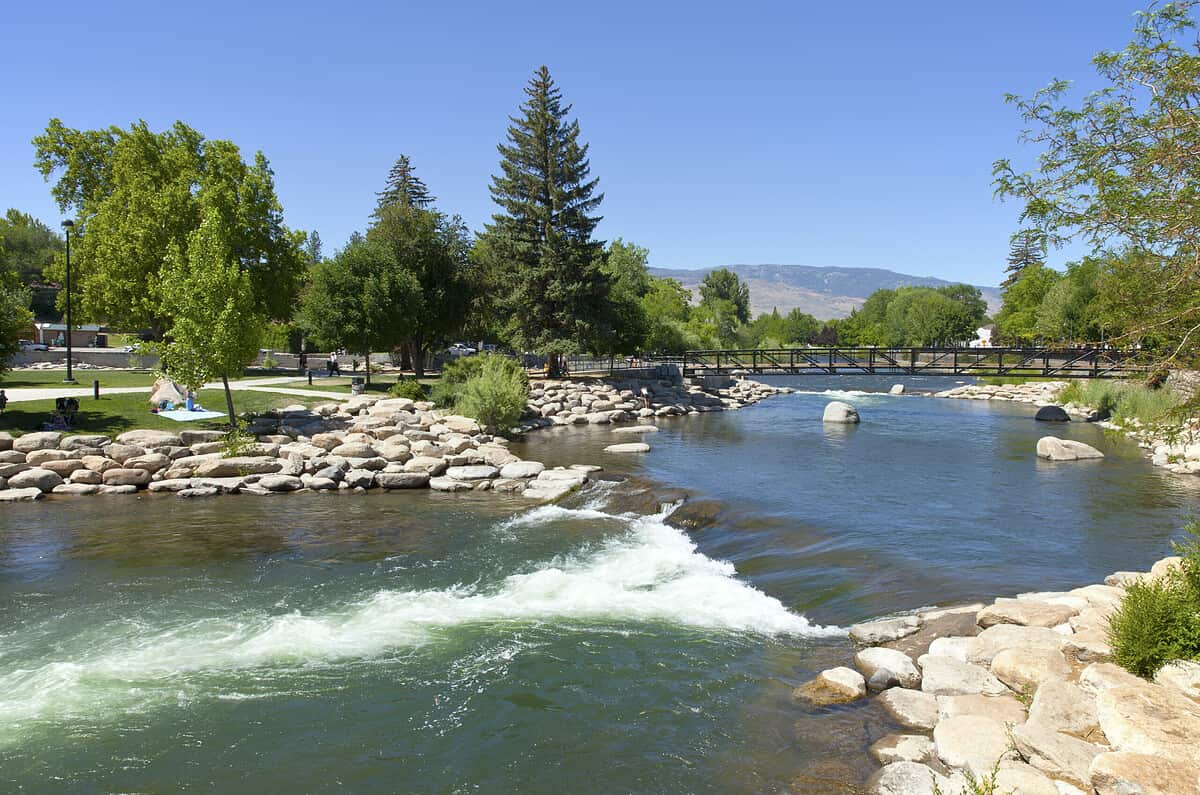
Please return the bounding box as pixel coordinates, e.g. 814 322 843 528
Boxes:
17 360 115 371
517 377 791 431
0 396 595 502
795 557 1200 794
934 381 1068 406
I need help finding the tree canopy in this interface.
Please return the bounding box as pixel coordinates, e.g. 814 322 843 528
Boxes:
841 285 987 346
993 1 1200 363
33 119 306 334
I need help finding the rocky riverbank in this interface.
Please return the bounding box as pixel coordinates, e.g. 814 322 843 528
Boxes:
0 377 790 503
795 557 1200 795
935 380 1200 476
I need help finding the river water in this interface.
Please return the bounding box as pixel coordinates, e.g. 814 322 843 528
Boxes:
2 376 1196 793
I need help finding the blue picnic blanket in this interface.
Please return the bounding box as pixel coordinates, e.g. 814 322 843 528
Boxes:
157 409 226 422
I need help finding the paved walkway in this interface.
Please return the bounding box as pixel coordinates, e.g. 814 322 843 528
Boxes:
2 377 348 403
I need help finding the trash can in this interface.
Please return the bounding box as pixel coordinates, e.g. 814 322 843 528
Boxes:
351 377 366 395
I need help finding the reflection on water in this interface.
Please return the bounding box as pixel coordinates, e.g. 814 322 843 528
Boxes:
0 374 1196 793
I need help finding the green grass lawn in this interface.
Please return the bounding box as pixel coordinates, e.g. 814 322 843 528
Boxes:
0 389 325 436
0 369 161 389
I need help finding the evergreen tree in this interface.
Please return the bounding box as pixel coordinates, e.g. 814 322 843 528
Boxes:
375 155 434 212
480 65 610 359
1003 229 1046 288
304 230 324 265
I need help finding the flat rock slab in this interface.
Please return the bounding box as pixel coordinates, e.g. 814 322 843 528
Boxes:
1030 679 1101 740
604 442 650 453
116 430 183 448
1089 751 1200 795
258 475 303 492
445 465 499 481
850 615 922 646
994 761 1060 795
1097 680 1200 764
1155 660 1200 703
934 714 1015 778
611 425 659 434
195 456 282 477
867 762 959 795
883 609 980 658
869 734 934 766
991 646 1073 692
878 688 939 731
937 693 1027 724
968 624 1064 666
918 654 1008 696
499 461 544 479
429 477 473 493
978 600 1078 628
0 487 43 502
1012 720 1105 790
376 472 430 489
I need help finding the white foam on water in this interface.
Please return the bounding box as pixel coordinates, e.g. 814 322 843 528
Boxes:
790 388 889 399
0 504 839 730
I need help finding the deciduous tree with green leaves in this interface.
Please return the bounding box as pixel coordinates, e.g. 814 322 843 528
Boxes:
368 203 473 375
993 1 1200 364
33 119 306 335
297 236 421 384
994 264 1060 344
479 66 611 362
157 211 266 426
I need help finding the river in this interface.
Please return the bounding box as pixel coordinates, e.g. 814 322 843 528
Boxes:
1 376 1196 793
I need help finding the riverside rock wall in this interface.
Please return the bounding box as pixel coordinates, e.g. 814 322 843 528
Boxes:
796 558 1200 795
0 377 790 503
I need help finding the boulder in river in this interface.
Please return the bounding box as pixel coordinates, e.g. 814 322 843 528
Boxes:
890 384 905 395
1034 405 1071 422
792 667 866 706
823 400 860 423
1036 437 1104 462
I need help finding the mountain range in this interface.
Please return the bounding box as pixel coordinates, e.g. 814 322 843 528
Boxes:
648 264 1002 321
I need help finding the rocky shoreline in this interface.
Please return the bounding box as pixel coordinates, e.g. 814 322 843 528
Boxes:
935 380 1200 476
795 557 1200 795
0 376 791 503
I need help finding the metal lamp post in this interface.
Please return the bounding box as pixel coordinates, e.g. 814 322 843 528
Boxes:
61 220 75 383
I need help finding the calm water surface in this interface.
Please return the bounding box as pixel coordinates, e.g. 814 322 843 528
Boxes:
2 376 1196 793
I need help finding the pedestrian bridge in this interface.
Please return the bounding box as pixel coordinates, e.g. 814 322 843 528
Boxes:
627 347 1145 379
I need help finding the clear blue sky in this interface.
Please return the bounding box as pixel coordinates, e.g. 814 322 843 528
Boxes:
0 0 1153 286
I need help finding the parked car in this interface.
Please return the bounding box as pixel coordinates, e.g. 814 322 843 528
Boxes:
18 339 48 352
447 343 477 358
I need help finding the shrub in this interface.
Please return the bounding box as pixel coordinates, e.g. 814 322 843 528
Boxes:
222 420 256 457
389 378 427 401
261 354 278 370
1056 379 1182 425
454 355 529 432
429 355 489 407
1108 522 1200 677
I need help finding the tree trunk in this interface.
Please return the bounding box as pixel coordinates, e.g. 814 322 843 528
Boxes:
365 350 371 385
400 344 413 372
221 373 237 428
412 335 425 378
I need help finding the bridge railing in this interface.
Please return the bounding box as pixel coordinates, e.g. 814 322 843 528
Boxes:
635 346 1147 379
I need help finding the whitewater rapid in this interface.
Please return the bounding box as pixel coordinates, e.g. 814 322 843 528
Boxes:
0 500 838 733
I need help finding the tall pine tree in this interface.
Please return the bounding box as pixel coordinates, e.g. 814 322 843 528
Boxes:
481 66 610 358
375 155 434 213
1003 229 1046 287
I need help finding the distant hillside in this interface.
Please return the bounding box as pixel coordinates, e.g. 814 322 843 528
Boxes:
649 264 1002 321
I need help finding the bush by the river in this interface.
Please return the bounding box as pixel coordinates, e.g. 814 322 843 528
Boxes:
453 355 529 432
389 378 427 401
1058 379 1182 425
429 355 488 408
1108 523 1200 677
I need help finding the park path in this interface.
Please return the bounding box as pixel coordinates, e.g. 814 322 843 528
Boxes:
2 377 348 403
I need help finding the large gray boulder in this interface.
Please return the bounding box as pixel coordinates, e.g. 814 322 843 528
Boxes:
791 667 866 705
258 474 303 492
115 429 183 448
823 400 860 423
376 472 430 489
0 487 43 502
499 461 545 479
102 468 152 487
1034 405 1071 422
12 432 63 453
854 647 921 688
8 467 64 492
445 465 499 481
1036 436 1104 461
194 456 283 477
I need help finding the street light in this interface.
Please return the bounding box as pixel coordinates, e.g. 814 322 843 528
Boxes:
61 220 75 384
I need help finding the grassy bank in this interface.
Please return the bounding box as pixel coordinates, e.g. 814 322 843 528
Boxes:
0 390 324 436
1057 380 1183 425
0 369 160 389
